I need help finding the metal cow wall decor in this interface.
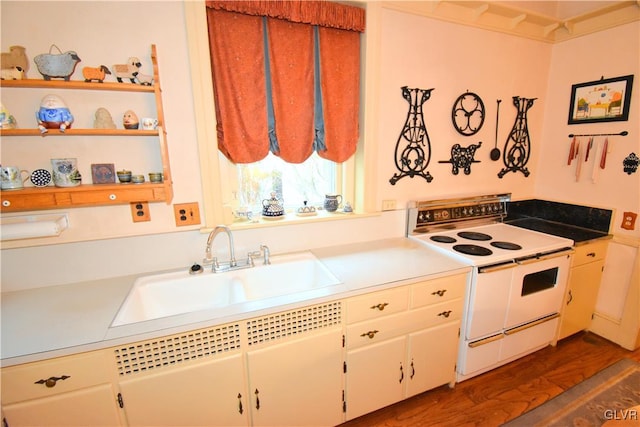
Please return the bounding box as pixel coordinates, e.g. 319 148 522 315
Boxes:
498 96 536 178
390 86 435 185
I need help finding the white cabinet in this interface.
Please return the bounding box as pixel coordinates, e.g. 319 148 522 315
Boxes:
344 273 467 421
246 327 344 427
113 301 344 427
1 350 123 427
559 240 608 340
118 352 248 426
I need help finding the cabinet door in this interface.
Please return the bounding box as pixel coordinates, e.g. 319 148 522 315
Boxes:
345 336 406 421
405 322 459 397
246 328 344 427
2 383 122 426
118 352 248 426
559 260 605 339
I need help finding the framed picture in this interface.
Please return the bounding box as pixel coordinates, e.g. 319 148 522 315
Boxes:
568 74 634 124
91 163 115 184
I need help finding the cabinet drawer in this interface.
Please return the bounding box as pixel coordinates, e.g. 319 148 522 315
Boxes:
411 273 467 308
69 186 164 205
572 240 609 267
345 287 409 324
1 350 115 404
345 299 463 350
346 310 412 349
1 193 57 211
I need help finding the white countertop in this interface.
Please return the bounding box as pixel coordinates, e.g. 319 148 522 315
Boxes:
1 238 469 366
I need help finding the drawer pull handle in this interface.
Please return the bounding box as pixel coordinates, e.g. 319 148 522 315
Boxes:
431 289 447 297
438 310 452 318
2 200 10 207
370 303 388 311
254 389 260 410
109 194 117 201
567 290 573 305
360 330 379 339
35 375 70 388
238 393 243 414
587 252 596 257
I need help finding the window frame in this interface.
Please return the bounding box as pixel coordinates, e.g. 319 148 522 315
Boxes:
184 0 379 229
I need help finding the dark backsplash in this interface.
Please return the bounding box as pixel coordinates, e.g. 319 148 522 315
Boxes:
506 199 612 233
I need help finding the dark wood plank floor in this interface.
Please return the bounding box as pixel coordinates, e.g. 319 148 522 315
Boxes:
340 332 640 427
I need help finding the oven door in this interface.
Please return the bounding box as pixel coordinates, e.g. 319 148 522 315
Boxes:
505 249 572 329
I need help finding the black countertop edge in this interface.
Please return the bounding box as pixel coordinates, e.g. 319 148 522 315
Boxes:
505 216 611 244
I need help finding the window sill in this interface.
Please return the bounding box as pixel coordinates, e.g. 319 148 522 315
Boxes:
199 210 380 233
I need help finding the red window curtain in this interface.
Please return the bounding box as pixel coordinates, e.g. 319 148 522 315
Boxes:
207 9 269 163
206 1 365 164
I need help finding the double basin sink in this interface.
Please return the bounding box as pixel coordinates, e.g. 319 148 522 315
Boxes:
111 252 342 326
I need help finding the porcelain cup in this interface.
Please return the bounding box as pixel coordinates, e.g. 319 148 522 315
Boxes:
140 117 158 130
1 166 29 190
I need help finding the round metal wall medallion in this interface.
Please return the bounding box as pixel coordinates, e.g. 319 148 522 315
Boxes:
452 91 485 136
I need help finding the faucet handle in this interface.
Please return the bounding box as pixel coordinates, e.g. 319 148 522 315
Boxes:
259 244 271 265
247 251 261 267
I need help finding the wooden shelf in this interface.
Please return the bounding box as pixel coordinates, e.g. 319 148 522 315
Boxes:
1 183 169 212
0 79 155 92
0 44 173 213
0 128 159 137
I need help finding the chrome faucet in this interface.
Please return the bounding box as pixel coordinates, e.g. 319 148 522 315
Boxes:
260 244 271 265
204 225 236 271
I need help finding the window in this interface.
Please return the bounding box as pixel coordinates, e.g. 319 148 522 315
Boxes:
235 152 339 212
184 1 376 226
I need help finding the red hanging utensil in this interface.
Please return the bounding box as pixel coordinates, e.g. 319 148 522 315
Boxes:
600 138 609 169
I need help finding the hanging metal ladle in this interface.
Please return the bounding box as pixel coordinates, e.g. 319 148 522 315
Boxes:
490 99 501 161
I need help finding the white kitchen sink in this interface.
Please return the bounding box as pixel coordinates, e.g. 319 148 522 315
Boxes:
111 251 341 326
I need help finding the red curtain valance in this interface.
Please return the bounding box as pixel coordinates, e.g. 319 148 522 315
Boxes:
206 0 365 32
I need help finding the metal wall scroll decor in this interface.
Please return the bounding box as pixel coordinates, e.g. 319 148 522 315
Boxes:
439 141 482 175
498 96 536 178
451 91 485 136
390 86 435 185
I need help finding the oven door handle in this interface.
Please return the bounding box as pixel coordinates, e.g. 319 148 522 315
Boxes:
478 261 518 274
516 248 574 265
468 333 505 348
504 313 560 335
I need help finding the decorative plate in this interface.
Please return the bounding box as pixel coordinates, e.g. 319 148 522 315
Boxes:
30 169 52 187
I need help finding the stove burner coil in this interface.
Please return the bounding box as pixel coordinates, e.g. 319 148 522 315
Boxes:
490 241 522 250
457 231 492 241
453 244 493 256
430 236 457 243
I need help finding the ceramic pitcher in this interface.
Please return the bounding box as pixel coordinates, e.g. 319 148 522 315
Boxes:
324 194 342 212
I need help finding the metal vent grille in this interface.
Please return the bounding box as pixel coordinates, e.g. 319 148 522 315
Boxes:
246 302 342 346
114 324 241 376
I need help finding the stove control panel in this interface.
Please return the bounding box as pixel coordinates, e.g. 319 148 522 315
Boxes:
415 202 505 226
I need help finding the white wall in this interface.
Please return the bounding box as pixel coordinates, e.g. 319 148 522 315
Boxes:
536 21 640 239
1 1 638 292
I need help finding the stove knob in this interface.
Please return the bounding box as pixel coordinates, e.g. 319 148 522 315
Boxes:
441 210 449 219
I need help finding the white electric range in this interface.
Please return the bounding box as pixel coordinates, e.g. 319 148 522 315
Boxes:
407 194 574 381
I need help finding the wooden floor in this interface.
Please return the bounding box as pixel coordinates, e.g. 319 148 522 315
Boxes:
340 332 640 427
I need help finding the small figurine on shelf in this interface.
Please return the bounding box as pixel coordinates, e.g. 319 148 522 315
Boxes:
93 107 116 129
0 103 18 129
123 110 139 129
36 94 73 133
113 57 142 83
82 65 111 83
1 45 29 78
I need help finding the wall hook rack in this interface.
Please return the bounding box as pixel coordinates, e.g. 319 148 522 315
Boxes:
568 131 628 137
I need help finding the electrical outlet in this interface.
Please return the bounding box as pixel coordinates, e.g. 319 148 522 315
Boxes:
174 202 201 226
381 199 397 211
130 202 151 222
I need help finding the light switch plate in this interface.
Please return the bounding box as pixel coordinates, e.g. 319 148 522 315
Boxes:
174 202 201 226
